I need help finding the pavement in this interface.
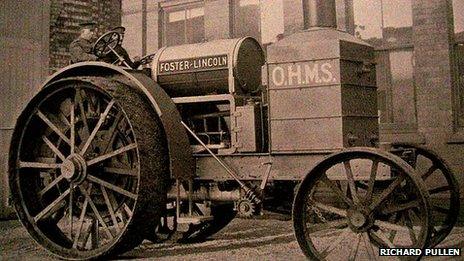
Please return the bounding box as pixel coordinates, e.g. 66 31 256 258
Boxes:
1 215 463 261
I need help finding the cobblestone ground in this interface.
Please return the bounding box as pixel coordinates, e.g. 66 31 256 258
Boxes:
1 215 463 261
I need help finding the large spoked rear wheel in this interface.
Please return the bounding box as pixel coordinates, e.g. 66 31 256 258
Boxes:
392 143 460 247
9 77 169 260
293 148 432 261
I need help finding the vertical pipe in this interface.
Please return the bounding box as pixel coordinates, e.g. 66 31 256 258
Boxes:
305 0 337 28
142 0 147 56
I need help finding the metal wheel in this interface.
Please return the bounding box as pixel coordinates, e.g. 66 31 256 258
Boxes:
293 148 432 261
9 77 169 260
392 143 460 247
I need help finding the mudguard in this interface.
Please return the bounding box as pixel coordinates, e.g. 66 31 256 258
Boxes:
40 61 194 180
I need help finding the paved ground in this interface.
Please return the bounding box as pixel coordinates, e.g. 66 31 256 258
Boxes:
1 214 463 261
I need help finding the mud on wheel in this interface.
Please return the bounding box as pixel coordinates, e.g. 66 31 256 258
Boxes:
9 76 169 260
293 148 432 261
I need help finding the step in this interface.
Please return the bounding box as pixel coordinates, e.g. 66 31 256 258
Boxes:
177 216 214 224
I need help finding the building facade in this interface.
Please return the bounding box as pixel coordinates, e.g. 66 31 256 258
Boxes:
120 0 464 193
49 0 121 72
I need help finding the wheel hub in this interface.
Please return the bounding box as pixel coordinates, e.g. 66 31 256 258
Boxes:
348 211 366 228
61 154 87 183
347 208 372 232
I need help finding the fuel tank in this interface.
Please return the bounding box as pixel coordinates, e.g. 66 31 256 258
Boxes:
151 37 265 97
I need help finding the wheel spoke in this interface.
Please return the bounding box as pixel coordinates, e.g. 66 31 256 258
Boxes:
87 143 137 166
404 211 417 245
348 233 362 261
37 110 71 146
429 185 451 194
102 111 124 153
101 186 121 233
34 188 70 222
43 136 66 161
366 160 378 203
87 175 137 200
75 89 90 138
69 183 74 239
311 201 347 217
380 200 420 215
103 167 138 176
319 228 351 258
433 205 449 214
123 203 133 218
320 175 354 207
81 100 115 155
19 161 61 169
70 101 76 154
306 219 348 234
375 220 410 232
78 185 113 239
369 175 405 211
421 165 438 180
38 175 65 196
362 232 377 260
371 229 395 248
343 161 360 204
73 184 92 249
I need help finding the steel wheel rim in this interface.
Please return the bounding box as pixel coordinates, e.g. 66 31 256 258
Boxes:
392 143 460 247
10 84 142 259
293 149 431 261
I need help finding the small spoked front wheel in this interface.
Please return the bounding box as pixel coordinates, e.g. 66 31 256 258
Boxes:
293 148 431 261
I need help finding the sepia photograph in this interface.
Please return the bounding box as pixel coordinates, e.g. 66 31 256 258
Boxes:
1 0 463 260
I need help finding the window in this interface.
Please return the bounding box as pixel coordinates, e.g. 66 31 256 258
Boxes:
233 0 261 41
353 0 412 48
453 0 464 126
260 0 284 45
122 0 143 57
353 0 416 132
162 3 205 47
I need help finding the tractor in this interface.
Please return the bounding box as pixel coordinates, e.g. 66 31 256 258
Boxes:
8 25 460 260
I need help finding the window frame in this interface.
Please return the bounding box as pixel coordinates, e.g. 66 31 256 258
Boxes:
159 0 205 47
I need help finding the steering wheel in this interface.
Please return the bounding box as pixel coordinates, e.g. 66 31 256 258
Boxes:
138 53 156 66
92 31 121 58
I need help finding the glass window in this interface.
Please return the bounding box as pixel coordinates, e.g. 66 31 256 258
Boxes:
389 50 416 126
233 0 261 41
353 0 416 131
163 4 205 47
353 0 412 48
122 0 143 57
260 0 284 45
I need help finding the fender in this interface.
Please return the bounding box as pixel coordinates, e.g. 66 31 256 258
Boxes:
41 61 194 180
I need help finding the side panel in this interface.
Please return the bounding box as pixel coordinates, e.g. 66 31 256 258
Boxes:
194 153 328 181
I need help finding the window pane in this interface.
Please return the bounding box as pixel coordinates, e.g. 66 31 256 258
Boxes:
164 5 204 46
187 7 205 44
353 0 412 47
233 0 261 41
390 50 416 125
260 0 284 45
166 11 186 46
122 0 143 57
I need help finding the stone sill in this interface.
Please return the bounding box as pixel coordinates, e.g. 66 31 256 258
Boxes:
447 131 464 144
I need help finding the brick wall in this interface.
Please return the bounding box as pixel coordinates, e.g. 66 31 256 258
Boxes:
49 0 121 73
